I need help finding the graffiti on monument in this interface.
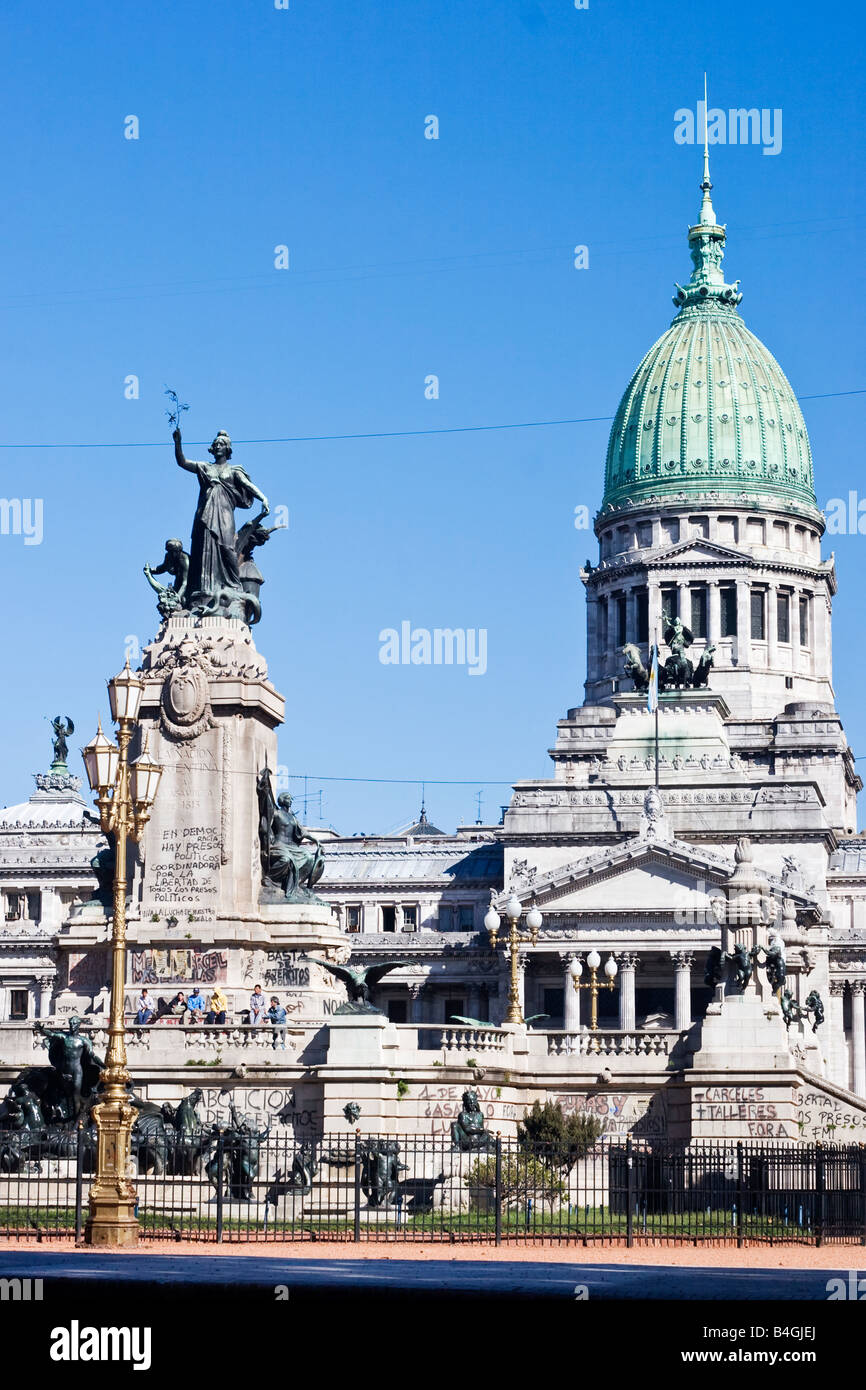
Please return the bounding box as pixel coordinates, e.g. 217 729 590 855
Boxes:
130 948 228 985
147 824 221 910
416 1084 518 1135
692 1086 791 1138
797 1089 866 1140
196 1086 321 1131
552 1092 668 1137
263 952 311 988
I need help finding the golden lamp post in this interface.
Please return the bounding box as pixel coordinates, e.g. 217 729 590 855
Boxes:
568 950 618 1032
484 893 542 1025
81 659 162 1247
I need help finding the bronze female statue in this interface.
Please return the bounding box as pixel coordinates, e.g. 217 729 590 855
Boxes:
173 427 269 621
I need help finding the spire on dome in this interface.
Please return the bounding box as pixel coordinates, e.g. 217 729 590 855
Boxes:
698 73 717 226
673 76 742 314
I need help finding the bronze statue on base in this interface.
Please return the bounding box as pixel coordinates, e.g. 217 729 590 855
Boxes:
257 768 325 902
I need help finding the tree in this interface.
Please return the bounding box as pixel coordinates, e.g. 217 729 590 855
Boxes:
464 1153 565 1216
518 1100 603 1175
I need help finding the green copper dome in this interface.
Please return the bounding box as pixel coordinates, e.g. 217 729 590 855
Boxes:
601 154 817 518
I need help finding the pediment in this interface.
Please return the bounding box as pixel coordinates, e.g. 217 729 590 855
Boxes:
648 537 747 568
501 833 819 917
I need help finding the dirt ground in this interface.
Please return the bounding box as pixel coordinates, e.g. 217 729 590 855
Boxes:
0 1236 862 1268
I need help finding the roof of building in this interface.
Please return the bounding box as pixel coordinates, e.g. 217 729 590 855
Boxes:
403 805 446 837
320 840 503 886
828 841 866 875
0 771 97 831
601 148 817 519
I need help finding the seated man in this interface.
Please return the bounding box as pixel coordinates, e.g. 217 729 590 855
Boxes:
186 987 206 1023
249 983 266 1026
205 986 228 1024
135 989 155 1025
266 996 287 1050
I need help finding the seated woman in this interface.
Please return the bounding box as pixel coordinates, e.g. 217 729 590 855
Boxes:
205 986 228 1024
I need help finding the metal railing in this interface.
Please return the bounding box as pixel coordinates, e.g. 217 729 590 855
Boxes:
2 1130 866 1244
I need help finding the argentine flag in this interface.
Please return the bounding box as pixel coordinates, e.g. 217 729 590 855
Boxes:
647 644 659 713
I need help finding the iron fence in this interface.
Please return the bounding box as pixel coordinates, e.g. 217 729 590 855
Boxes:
1 1130 865 1244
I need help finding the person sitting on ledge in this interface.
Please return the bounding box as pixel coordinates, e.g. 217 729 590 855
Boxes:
187 987 206 1023
205 986 228 1024
135 989 155 1025
266 996 287 1050
249 983 266 1026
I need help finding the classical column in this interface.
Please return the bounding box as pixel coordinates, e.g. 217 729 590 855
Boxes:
735 579 751 667
790 586 801 676
626 587 639 646
618 953 638 1032
677 582 690 634
586 594 600 689
468 983 482 1020
647 582 662 646
767 582 779 673
828 980 847 1089
708 581 721 644
852 981 866 1100
672 951 694 1031
37 976 54 1019
561 952 581 1033
816 590 831 686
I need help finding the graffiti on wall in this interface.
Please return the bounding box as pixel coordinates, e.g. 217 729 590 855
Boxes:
129 948 228 985
797 1089 866 1140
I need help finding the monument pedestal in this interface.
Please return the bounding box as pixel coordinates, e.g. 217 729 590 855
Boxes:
687 988 800 1140
75 611 356 1022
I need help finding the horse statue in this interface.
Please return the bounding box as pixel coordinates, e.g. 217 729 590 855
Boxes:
691 643 716 689
622 644 649 692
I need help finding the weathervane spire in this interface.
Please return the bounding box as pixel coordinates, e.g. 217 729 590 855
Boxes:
699 72 717 225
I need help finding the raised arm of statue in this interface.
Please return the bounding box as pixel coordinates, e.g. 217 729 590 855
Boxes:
173 427 199 474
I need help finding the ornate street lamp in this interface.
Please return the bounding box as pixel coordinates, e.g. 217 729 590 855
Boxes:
569 950 618 1032
81 659 162 1246
485 893 542 1026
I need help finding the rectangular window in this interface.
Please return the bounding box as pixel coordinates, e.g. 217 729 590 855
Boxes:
444 997 465 1023
751 589 766 640
598 597 608 651
459 906 474 931
720 585 737 637
777 592 791 644
26 892 40 922
9 990 28 1020
346 906 361 933
387 999 407 1024
616 591 627 647
5 894 23 922
690 587 707 639
636 588 649 644
799 595 810 646
438 905 453 931
403 905 417 930
381 906 396 933
661 587 678 627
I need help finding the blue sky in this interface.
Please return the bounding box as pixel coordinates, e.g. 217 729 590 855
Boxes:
0 0 863 833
